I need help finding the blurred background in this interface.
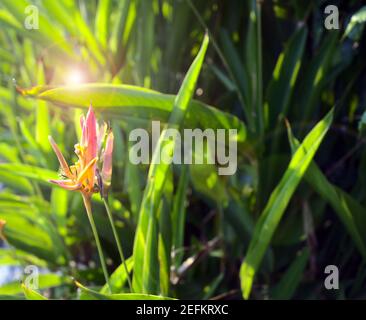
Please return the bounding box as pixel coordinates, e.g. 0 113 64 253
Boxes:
0 0 366 299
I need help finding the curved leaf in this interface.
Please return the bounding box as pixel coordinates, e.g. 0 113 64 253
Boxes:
19 83 246 143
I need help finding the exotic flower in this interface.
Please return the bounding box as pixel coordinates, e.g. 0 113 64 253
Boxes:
0 219 6 241
48 105 116 292
49 105 114 198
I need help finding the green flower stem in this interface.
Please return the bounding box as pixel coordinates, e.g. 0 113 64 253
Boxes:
102 197 133 292
82 193 111 293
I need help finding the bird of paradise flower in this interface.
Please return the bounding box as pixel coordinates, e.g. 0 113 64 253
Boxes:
48 106 131 292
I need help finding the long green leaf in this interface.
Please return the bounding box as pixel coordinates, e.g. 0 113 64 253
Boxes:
95 0 111 49
157 167 173 296
0 274 68 295
219 29 252 131
0 163 58 184
172 165 189 269
296 32 338 125
271 249 309 299
35 62 51 156
287 123 366 258
110 0 134 58
245 0 264 134
240 108 333 299
265 27 307 128
100 257 133 294
19 84 246 143
0 170 34 194
132 34 209 294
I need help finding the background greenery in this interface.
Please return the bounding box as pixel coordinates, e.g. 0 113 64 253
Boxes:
0 0 366 300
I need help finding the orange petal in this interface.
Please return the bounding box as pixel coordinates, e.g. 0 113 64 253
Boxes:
76 157 98 184
48 136 73 179
49 179 82 191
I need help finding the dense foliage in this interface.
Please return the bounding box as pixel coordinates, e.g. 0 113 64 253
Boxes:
0 0 366 300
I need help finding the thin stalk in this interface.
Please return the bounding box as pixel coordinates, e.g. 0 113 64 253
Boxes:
102 197 132 292
82 193 111 293
256 1 264 136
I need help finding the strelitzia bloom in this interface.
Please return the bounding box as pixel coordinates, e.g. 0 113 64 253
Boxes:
48 105 131 292
0 219 6 241
48 105 114 199
48 105 114 292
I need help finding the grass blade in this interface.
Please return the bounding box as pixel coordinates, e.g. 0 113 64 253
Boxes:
172 165 189 269
132 34 209 293
265 27 307 128
286 122 366 258
296 32 338 126
245 0 264 134
219 29 252 131
35 62 51 156
95 0 111 49
240 108 334 299
157 167 173 296
271 249 309 299
100 257 134 294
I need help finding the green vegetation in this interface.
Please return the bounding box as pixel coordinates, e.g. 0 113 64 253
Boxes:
0 0 366 300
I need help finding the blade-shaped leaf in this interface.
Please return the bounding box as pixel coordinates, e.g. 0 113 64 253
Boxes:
132 34 209 294
286 122 366 258
0 163 58 184
95 0 111 49
271 249 309 299
240 108 333 299
19 84 246 143
172 165 189 269
100 257 134 294
245 0 264 134
265 27 307 128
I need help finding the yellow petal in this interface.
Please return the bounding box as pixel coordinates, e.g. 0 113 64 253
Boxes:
76 157 98 184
